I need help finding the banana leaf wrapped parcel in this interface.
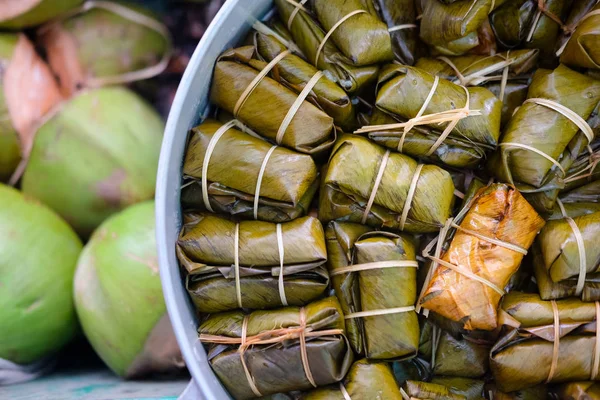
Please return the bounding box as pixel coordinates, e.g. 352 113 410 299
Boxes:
486 385 548 400
430 377 485 400
419 0 502 56
199 297 353 400
488 64 600 215
326 222 419 360
177 213 328 313
366 0 421 65
537 210 600 284
419 183 545 330
401 380 467 400
559 3 600 70
301 359 403 400
210 46 336 155
550 381 600 399
533 239 600 302
356 65 502 167
273 0 380 93
311 0 393 66
253 28 356 130
319 135 455 233
491 292 600 392
182 119 318 222
419 321 490 378
414 49 538 124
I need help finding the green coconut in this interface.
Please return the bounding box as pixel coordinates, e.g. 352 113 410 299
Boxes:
39 1 171 97
74 201 183 378
0 0 83 29
0 184 82 364
21 86 163 237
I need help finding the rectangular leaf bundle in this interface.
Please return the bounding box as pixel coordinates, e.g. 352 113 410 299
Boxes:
559 3 600 70
319 135 455 233
182 119 318 222
488 64 600 215
253 28 356 130
199 297 353 400
533 242 600 302
419 183 545 330
415 49 538 125
210 46 336 155
326 221 419 360
301 359 402 400
430 377 485 400
273 0 380 93
177 213 328 313
419 0 501 56
367 0 421 65
491 292 600 392
401 380 467 400
359 65 501 164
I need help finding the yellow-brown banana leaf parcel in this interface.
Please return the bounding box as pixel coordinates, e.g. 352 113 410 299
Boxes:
491 292 600 392
311 0 393 66
318 135 455 233
273 0 380 93
300 359 402 400
254 29 356 130
210 46 336 155
199 297 353 400
537 210 600 283
182 119 319 223
177 213 328 313
325 221 419 360
487 64 600 215
419 184 545 330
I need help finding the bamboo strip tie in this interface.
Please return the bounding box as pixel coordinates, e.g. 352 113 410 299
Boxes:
388 24 417 32
315 10 368 66
546 300 560 383
527 0 565 42
339 382 352 400
564 150 600 184
284 0 309 31
556 199 587 296
276 223 288 306
253 145 278 220
361 150 391 224
399 164 424 231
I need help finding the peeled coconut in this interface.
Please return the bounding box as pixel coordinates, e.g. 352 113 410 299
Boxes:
21 86 163 237
0 32 64 182
0 0 83 29
39 1 171 97
74 201 183 378
0 184 82 366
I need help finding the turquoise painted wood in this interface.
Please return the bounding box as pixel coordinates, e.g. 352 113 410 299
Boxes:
1 368 189 400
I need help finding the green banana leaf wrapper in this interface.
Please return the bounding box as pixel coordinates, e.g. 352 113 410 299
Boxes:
418 321 490 378
273 0 380 93
311 0 393 66
491 292 600 392
560 3 600 70
430 377 485 400
325 221 419 360
537 211 600 282
548 181 600 220
561 138 600 193
419 0 503 56
488 64 600 215
319 135 456 233
366 0 422 65
374 64 502 151
253 29 356 130
401 380 467 400
486 384 548 400
199 297 353 400
532 242 600 302
490 0 570 64
177 213 328 313
210 46 336 155
420 183 545 330
181 119 318 223
550 381 600 399
300 359 403 400
414 49 538 125
358 105 488 169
